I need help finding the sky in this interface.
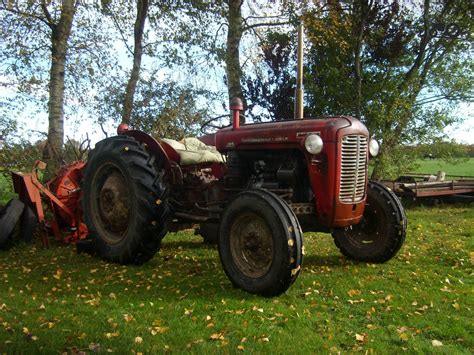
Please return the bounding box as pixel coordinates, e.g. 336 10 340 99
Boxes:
3 1 473 147
15 100 474 147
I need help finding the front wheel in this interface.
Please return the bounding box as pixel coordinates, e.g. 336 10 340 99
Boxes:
218 189 304 296
332 181 407 263
82 136 170 264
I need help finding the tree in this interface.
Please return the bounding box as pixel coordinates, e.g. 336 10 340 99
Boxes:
244 31 296 121
226 0 245 108
122 0 149 125
0 1 79 167
0 1 117 170
302 0 473 178
101 0 150 125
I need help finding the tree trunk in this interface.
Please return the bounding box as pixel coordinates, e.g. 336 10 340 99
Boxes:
44 0 77 168
353 0 370 121
122 0 149 125
226 0 245 118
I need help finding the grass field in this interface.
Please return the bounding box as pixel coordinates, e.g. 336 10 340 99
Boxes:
411 158 474 177
0 205 472 353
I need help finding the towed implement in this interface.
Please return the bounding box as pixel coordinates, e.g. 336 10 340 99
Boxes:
4 160 88 248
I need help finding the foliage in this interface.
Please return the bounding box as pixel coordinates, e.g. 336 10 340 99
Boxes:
0 1 118 152
244 31 296 121
302 0 473 179
0 205 472 353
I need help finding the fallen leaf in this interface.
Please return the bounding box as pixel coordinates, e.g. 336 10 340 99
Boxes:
105 331 120 339
89 343 101 352
184 308 193 316
210 332 224 341
134 336 143 344
347 289 361 297
53 269 63 280
399 333 409 341
432 340 443 347
355 333 368 343
123 314 135 322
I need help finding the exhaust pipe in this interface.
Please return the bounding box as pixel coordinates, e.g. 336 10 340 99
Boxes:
294 23 304 120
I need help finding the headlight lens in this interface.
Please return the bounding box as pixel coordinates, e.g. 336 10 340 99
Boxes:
304 134 324 154
369 138 380 157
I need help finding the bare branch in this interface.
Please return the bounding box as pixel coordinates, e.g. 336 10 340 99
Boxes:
99 121 109 138
106 10 134 56
0 1 53 29
242 21 290 31
40 0 54 28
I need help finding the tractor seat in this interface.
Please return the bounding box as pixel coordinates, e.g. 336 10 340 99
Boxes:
161 137 225 165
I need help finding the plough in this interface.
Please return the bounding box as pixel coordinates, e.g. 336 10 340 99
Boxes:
0 160 87 248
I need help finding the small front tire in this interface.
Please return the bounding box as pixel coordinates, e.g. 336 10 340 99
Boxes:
218 189 304 296
332 181 407 263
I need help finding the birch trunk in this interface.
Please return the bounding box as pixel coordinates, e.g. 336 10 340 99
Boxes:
45 0 76 166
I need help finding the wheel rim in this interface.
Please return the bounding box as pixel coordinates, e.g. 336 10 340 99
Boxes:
229 212 274 278
345 200 386 249
92 163 131 244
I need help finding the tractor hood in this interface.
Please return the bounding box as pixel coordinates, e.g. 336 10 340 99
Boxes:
210 116 367 152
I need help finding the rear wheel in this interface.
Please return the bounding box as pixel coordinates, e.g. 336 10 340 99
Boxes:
332 181 406 263
218 189 304 296
82 136 170 264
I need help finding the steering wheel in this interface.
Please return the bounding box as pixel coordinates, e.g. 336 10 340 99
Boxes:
200 114 231 134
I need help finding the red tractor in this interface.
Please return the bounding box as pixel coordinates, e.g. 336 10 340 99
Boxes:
81 96 407 296
82 26 406 296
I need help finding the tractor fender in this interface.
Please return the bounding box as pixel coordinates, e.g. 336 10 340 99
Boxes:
118 129 183 184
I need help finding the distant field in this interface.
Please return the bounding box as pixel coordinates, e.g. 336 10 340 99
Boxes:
410 158 474 177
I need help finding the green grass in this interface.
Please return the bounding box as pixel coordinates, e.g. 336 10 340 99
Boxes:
410 158 474 177
0 205 473 353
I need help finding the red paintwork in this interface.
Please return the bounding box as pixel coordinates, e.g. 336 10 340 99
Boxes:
116 116 370 228
117 123 129 135
230 98 243 130
215 116 369 228
11 160 88 246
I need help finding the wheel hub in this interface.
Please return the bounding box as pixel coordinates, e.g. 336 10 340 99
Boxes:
230 213 273 278
96 170 130 242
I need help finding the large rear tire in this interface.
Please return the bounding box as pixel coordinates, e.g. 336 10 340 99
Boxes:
332 181 407 263
82 136 170 264
218 189 304 296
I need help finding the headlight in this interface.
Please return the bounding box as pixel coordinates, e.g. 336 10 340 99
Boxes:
369 138 380 157
304 134 324 154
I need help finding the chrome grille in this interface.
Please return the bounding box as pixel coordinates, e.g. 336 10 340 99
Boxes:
339 135 368 203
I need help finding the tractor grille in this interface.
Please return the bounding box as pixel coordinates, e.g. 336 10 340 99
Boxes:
339 135 368 203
